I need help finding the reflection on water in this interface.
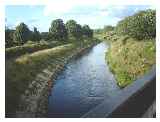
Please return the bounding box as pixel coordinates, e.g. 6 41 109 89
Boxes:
48 42 121 117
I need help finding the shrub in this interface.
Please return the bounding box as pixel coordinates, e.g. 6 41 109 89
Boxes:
115 9 156 40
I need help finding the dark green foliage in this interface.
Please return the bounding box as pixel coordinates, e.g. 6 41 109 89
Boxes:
49 19 68 41
41 32 50 41
115 9 156 40
31 27 41 42
82 24 93 38
5 28 15 47
6 19 94 48
66 20 83 40
76 24 83 39
13 23 31 44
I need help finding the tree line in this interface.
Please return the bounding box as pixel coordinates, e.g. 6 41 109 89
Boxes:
94 9 156 41
115 9 156 40
5 19 93 48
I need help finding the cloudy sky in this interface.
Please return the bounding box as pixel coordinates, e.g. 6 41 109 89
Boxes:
5 1 155 32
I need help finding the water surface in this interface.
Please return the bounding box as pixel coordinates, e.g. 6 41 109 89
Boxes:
48 42 121 117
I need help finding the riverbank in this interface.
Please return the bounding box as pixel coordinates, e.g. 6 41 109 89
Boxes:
48 42 121 117
5 41 63 59
6 38 99 117
104 32 155 88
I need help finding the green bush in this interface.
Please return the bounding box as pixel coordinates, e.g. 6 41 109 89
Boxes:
115 9 156 40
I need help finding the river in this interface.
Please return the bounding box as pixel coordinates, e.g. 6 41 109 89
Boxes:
48 42 121 117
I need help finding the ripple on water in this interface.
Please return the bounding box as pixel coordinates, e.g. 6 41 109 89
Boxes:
48 42 121 117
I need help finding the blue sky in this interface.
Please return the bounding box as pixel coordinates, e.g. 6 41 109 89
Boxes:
5 3 154 32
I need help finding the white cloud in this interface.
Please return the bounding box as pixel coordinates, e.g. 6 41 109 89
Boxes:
42 1 128 29
15 20 22 26
43 0 110 16
41 1 156 30
99 11 109 16
44 0 151 17
43 1 72 16
149 5 156 9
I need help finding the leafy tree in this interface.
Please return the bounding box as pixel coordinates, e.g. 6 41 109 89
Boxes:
49 19 68 41
31 27 41 42
115 9 156 40
82 24 93 38
66 20 83 40
76 24 83 39
5 27 15 47
13 22 31 44
41 32 49 41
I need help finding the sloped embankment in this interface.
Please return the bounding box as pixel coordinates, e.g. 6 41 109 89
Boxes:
105 34 155 88
6 41 98 117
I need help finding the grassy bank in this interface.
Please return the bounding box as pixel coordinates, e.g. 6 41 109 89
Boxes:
105 35 155 88
5 41 64 59
6 38 98 116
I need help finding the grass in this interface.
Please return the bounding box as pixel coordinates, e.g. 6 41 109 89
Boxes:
106 36 155 88
6 43 76 114
5 38 98 115
5 41 63 59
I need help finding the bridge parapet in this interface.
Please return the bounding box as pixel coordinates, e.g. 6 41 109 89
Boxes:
83 65 156 118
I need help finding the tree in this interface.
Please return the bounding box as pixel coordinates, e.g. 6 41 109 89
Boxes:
31 27 41 42
49 19 68 41
41 32 50 41
13 23 31 44
115 9 156 40
66 20 83 40
5 27 15 47
76 24 83 39
82 24 93 38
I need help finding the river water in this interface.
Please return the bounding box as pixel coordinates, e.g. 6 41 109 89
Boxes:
48 42 121 117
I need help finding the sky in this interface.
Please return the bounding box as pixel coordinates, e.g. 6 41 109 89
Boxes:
5 1 155 32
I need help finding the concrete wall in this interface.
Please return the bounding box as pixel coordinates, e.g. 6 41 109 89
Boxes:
83 65 156 118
